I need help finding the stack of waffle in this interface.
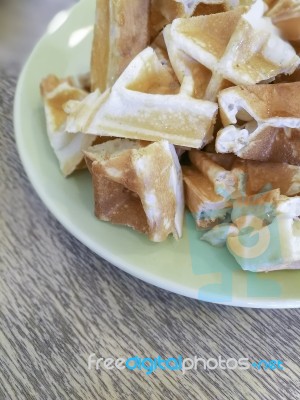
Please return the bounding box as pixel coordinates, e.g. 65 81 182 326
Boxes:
39 0 300 271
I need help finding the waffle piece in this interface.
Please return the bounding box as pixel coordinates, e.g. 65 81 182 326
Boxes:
185 148 300 230
183 165 232 228
201 188 280 246
201 223 239 247
150 0 247 36
65 47 218 148
150 0 228 39
163 24 218 99
239 160 300 196
266 0 300 42
165 0 300 100
189 151 244 198
227 192 300 271
40 75 97 177
192 150 300 196
216 83 300 165
198 187 300 271
273 68 300 84
231 189 281 230
84 139 184 242
151 31 180 83
91 0 150 91
264 0 277 7
200 148 300 196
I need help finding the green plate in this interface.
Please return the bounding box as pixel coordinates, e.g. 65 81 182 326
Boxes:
14 0 300 308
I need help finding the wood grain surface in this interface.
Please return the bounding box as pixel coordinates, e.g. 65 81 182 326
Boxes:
1 2 300 400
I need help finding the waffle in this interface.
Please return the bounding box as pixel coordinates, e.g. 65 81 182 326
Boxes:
216 83 300 165
65 47 218 148
149 0 258 40
91 0 150 91
239 159 300 196
163 24 218 99
227 191 300 271
150 0 230 39
266 0 300 42
182 165 232 228
39 0 300 267
165 0 300 100
84 139 184 242
231 188 281 230
273 68 300 84
40 75 97 177
198 185 300 271
189 151 243 198
189 150 300 197
185 149 300 228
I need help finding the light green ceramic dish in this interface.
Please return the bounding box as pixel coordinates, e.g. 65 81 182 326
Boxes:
14 0 300 308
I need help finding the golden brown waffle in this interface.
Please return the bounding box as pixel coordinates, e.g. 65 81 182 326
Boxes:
150 0 227 39
40 75 96 176
150 0 253 39
91 0 150 91
227 189 300 271
266 0 300 42
183 165 232 228
184 149 300 228
84 139 184 242
216 83 300 165
66 47 218 148
164 1 300 100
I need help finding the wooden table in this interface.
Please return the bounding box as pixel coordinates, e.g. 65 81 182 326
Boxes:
1 1 300 399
